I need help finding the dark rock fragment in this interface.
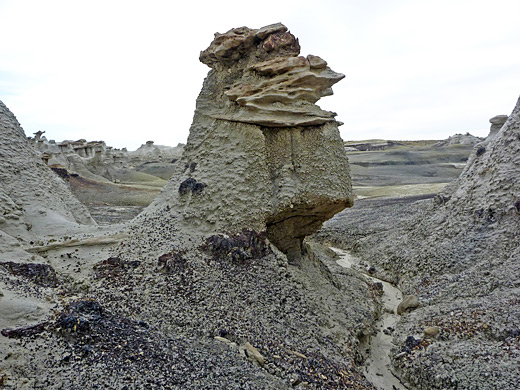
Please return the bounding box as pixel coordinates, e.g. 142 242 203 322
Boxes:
158 251 187 272
56 299 103 333
0 261 59 287
178 177 206 196
1 322 48 338
93 256 140 279
201 229 271 263
400 336 422 353
50 166 70 180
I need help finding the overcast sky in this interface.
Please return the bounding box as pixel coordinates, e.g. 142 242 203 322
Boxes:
1 0 519 150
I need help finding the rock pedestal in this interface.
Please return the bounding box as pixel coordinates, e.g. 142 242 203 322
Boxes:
146 23 353 261
488 114 508 138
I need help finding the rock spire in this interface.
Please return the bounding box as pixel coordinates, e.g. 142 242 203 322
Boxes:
141 23 352 261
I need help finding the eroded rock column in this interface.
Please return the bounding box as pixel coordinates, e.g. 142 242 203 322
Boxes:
147 23 353 262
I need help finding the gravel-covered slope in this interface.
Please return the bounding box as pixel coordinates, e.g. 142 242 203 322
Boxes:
1 227 381 389
316 97 520 389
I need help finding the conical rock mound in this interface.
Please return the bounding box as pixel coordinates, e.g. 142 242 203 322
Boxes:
382 96 520 276
350 96 520 389
0 100 94 240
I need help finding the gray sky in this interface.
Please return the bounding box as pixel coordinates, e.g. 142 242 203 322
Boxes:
1 0 519 150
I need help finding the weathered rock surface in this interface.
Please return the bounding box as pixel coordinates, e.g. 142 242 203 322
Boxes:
199 24 344 128
0 100 94 239
141 23 352 261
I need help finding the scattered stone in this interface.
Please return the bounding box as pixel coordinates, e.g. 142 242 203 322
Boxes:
1 322 48 339
383 327 395 336
201 230 271 263
393 352 407 359
423 326 440 337
178 177 206 196
214 336 232 344
401 336 422 353
93 256 140 278
397 295 420 315
56 299 104 333
157 251 187 272
242 342 265 366
288 349 308 359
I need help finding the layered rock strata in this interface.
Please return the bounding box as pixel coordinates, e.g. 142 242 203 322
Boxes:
143 23 352 261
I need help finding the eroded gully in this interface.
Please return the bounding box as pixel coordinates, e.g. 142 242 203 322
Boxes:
330 247 407 390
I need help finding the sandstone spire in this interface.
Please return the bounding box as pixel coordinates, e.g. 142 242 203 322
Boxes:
143 23 352 261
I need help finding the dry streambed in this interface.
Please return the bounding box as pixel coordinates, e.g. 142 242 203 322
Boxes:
330 247 407 390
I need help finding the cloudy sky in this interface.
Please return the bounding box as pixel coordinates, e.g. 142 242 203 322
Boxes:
1 0 519 150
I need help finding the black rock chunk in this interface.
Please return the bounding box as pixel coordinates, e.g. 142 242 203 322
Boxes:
179 177 206 196
0 261 59 287
201 229 271 263
56 299 104 333
1 322 48 339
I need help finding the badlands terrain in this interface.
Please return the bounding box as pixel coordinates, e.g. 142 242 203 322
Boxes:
1 23 519 390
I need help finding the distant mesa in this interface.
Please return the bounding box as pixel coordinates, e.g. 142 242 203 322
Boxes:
434 132 483 147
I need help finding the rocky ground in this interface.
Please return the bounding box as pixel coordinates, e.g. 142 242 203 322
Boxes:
0 229 382 389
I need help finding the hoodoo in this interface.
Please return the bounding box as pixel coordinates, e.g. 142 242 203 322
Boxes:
143 23 352 261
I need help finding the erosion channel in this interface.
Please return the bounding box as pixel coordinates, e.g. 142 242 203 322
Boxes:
330 247 407 390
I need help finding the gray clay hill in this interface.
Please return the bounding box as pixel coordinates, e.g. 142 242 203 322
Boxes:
1 22 519 390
